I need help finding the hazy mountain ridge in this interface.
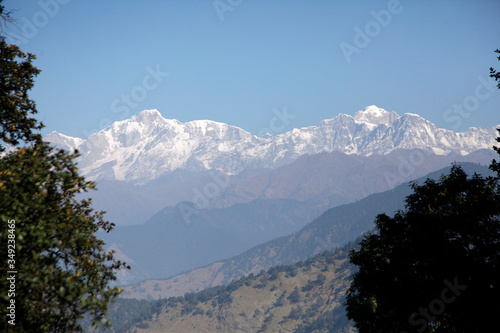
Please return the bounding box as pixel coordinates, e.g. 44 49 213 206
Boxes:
120 163 494 301
47 106 499 183
208 148 496 209
82 147 496 226
104 151 496 285
103 198 322 285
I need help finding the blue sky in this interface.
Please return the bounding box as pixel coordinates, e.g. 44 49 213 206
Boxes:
3 0 500 138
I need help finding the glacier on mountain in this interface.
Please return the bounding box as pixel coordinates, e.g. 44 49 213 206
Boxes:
45 106 499 183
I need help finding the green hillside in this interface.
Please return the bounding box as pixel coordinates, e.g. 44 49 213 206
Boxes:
92 241 359 333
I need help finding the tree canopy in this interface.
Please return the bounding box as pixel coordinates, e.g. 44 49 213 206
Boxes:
490 49 500 90
346 162 500 332
0 30 43 151
346 49 500 333
0 2 128 331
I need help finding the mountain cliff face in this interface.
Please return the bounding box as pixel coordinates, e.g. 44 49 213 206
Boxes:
46 106 498 183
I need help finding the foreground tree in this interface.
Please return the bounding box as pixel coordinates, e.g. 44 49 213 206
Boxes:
0 31 43 151
1 144 129 332
346 50 500 332
346 163 500 332
0 3 128 331
490 49 500 174
490 49 500 89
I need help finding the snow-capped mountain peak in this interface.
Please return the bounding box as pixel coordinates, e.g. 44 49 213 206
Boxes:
353 105 400 126
46 107 499 183
133 108 163 119
45 131 84 152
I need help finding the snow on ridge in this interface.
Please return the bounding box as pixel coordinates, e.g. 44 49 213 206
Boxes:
45 107 499 183
353 105 400 127
46 131 84 152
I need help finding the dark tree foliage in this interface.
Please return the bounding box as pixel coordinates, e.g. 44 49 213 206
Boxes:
346 47 500 333
0 36 43 151
489 49 500 177
346 161 500 332
0 2 128 331
288 286 301 304
490 49 500 89
1 144 129 332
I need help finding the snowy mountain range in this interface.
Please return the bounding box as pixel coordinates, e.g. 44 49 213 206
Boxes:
46 105 499 183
